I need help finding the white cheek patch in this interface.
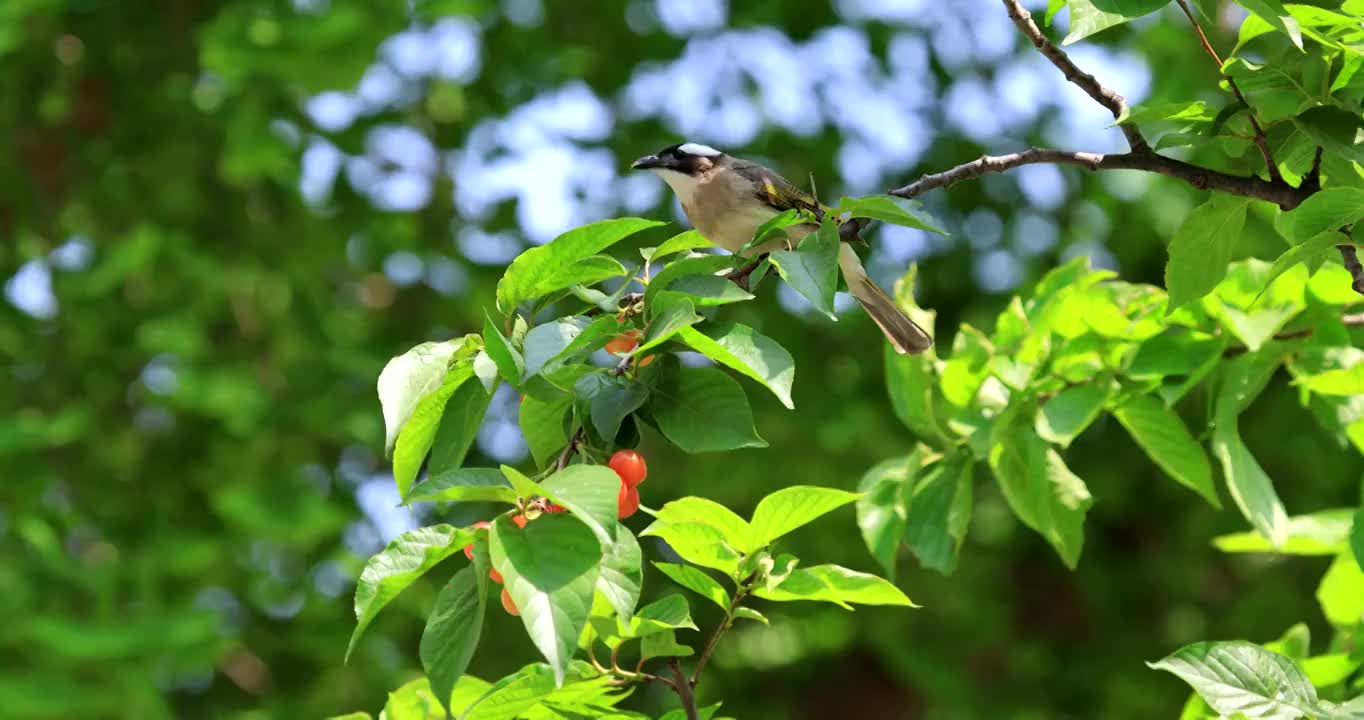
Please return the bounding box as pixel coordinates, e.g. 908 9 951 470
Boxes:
655 168 702 204
678 142 721 157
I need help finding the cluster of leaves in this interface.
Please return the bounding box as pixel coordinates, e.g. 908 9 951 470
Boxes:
865 253 1362 572
1154 510 1364 719
1055 0 1364 303
342 198 937 718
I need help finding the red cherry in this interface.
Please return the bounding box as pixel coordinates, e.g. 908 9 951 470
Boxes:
637 354 656 368
604 329 643 355
545 503 567 513
463 521 491 560
609 450 647 488
617 483 640 519
501 588 519 616
489 567 503 584
512 513 528 528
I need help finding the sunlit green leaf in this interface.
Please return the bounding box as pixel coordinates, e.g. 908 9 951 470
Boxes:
378 335 480 454
1166 195 1251 312
419 567 485 716
988 425 1092 569
1113 394 1219 508
768 218 839 319
839 195 946 235
654 562 731 610
491 515 601 686
748 485 861 549
497 218 663 312
1148 641 1319 720
677 323 796 409
1214 508 1354 555
406 468 517 506
347 524 474 662
752 564 915 608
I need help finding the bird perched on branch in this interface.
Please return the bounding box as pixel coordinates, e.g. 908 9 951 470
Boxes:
632 142 932 354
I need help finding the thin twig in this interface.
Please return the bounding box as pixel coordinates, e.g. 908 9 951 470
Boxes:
1223 312 1364 356
1173 0 1280 182
1000 0 1149 152
890 147 1306 208
555 427 584 471
690 586 748 686
669 659 699 720
1339 245 1364 295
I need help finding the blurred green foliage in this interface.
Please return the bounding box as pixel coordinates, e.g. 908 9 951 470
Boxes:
2 0 1362 718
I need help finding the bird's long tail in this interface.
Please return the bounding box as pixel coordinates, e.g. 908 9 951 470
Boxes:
838 243 933 355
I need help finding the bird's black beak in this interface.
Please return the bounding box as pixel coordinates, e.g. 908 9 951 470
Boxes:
631 154 662 170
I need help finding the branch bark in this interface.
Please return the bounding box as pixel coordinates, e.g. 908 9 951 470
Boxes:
1001 0 1148 152
669 659 699 720
889 0 1309 210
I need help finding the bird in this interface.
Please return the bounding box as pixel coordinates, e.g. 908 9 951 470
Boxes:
631 142 933 355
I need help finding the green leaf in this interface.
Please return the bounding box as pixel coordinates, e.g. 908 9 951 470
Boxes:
904 454 973 576
676 323 796 409
652 497 754 551
1296 364 1364 396
1262 231 1348 293
1277 186 1364 243
1214 508 1355 555
428 375 494 480
1117 100 1216 126
752 565 915 608
1224 57 1319 123
483 314 525 386
1047 0 1068 24
653 562 731 610
473 350 498 393
639 629 694 661
1063 0 1170 45
539 465 622 546
1233 0 1304 50
491 515 601 686
596 526 643 622
461 664 558 720
664 273 755 306
420 567 486 716
651 366 767 453
640 521 742 574
539 316 623 375
392 362 476 499
639 292 701 352
988 425 1093 569
1113 394 1220 508
378 335 480 454
1352 506 1364 572
768 218 840 319
518 391 572 470
838 195 946 235
646 254 735 304
406 468 518 506
1035 383 1109 448
347 524 474 662
575 372 649 443
630 594 699 637
523 319 586 379
885 342 948 443
742 208 810 253
1166 195 1251 312
856 455 914 579
646 230 714 262
382 675 491 720
1213 424 1289 547
1293 107 1364 165
1318 552 1364 626
497 218 663 312
1149 642 1319 720
748 485 861 549
733 607 768 624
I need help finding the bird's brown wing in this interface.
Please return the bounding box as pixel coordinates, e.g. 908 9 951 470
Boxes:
727 159 828 224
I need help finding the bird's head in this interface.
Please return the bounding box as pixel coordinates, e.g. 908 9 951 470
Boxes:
631 142 726 178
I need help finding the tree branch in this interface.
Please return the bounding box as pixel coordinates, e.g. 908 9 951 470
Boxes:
888 1 1311 209
1173 0 1280 182
1001 0 1149 152
669 659 699 720
890 147 1306 208
1339 245 1364 295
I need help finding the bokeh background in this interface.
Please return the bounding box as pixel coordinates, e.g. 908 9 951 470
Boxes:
3 0 1360 718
